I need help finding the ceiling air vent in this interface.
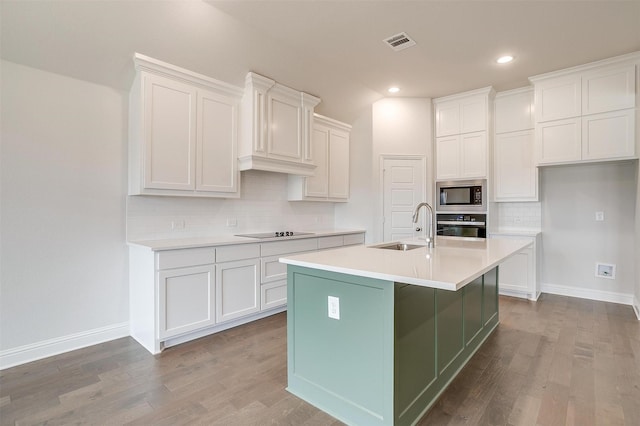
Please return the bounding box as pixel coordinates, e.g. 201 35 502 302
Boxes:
383 32 416 52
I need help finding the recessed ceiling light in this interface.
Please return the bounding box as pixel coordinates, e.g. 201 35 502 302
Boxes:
388 87 400 93
496 55 514 64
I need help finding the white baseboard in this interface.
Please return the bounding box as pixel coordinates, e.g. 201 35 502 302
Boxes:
541 282 634 306
634 294 640 320
0 322 129 370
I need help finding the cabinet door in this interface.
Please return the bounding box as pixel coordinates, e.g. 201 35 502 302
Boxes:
305 125 329 197
196 89 238 193
582 109 635 160
494 130 537 201
582 64 636 115
328 129 350 199
460 96 486 133
266 85 302 162
436 136 460 180
435 101 460 137
536 118 581 164
158 265 215 339
261 280 287 310
535 75 581 122
216 258 260 323
499 250 531 294
143 73 197 190
495 90 534 133
460 132 487 178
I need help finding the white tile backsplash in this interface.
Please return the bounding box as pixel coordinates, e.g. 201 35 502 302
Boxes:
127 170 335 241
494 202 542 231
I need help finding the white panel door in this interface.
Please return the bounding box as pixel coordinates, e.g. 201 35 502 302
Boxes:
382 158 426 242
582 109 635 160
495 90 534 133
582 64 636 115
494 130 537 201
143 73 197 190
536 118 582 164
216 258 260 323
261 280 287 311
535 75 581 122
267 86 302 161
436 136 460 180
305 125 329 197
158 265 215 339
460 132 487 178
435 101 460 137
460 95 486 133
197 89 238 193
328 129 350 199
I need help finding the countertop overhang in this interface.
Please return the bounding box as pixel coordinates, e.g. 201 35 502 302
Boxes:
280 236 532 291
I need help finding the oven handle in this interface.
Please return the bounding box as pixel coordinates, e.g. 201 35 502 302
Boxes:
437 221 486 226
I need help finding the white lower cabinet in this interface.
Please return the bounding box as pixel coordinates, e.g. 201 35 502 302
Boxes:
158 264 215 339
216 258 260 323
129 231 365 354
490 233 540 301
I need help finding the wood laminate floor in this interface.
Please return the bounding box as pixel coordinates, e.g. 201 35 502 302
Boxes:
1 294 639 425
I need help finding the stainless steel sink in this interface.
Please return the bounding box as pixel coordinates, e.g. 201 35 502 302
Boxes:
371 242 424 251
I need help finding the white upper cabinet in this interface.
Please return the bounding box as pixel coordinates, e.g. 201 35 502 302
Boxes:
582 64 636 115
288 114 351 202
534 74 581 122
239 72 321 176
493 87 538 202
129 54 243 198
434 87 494 180
530 52 639 166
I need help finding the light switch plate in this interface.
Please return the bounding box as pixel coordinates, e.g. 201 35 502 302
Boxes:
328 296 340 320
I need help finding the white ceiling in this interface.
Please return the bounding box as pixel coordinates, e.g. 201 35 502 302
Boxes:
2 1 639 122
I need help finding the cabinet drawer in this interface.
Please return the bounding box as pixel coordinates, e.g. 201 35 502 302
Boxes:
343 233 365 246
261 280 287 311
318 236 344 250
261 238 318 257
157 247 215 270
216 244 260 263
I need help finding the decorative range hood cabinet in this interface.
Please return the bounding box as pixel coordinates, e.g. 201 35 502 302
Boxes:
238 72 321 176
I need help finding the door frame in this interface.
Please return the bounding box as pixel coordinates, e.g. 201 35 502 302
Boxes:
379 154 428 242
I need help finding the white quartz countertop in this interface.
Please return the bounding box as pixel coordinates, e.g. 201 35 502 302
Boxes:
280 236 532 291
127 229 365 251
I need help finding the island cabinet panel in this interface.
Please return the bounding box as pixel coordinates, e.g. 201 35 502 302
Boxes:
463 276 484 346
436 289 464 375
287 265 500 426
287 268 395 426
394 285 436 420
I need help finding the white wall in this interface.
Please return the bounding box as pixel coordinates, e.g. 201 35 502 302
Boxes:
540 162 637 302
127 170 335 241
0 61 129 362
334 107 374 241
371 98 433 243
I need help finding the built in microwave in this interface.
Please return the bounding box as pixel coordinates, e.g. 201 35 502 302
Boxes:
436 179 486 212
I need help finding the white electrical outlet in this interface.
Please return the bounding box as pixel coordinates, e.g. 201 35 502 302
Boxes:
226 218 238 227
595 262 616 279
171 219 185 230
595 211 605 221
328 296 340 320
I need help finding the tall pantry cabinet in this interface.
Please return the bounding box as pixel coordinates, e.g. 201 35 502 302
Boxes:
433 87 494 181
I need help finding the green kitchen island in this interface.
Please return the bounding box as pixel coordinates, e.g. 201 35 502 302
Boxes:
279 236 531 426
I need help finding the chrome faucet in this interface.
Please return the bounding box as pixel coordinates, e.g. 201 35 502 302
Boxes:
412 202 435 248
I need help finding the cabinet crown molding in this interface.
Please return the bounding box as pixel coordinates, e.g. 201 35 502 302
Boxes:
528 51 640 83
133 52 243 99
314 113 352 131
495 86 533 98
433 86 495 103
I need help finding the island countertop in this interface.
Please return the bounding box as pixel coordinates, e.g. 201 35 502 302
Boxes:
280 236 532 291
